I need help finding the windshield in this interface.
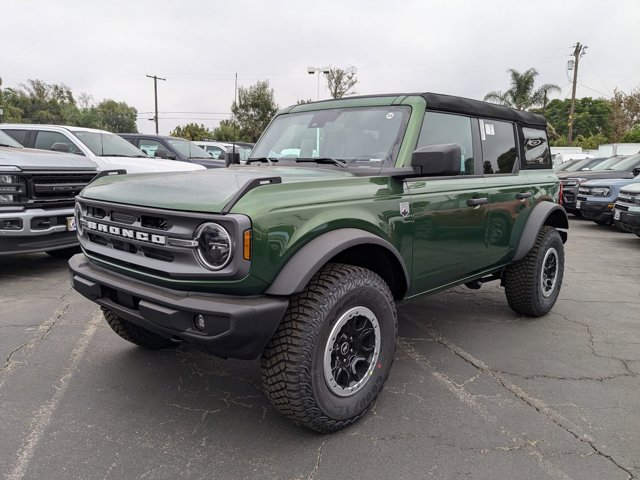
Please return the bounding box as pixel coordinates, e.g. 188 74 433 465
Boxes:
167 138 212 159
591 156 628 170
249 106 411 168
555 159 583 171
72 131 146 157
558 158 604 172
604 153 640 171
0 130 23 148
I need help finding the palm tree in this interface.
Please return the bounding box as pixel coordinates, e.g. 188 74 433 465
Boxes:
484 68 560 111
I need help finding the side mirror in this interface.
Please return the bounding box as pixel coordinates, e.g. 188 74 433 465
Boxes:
632 167 640 177
51 142 70 153
411 144 462 176
155 147 170 159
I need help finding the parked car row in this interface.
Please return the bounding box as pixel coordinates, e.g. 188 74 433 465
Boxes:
556 153 640 236
0 124 255 173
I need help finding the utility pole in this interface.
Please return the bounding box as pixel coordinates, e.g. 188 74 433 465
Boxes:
146 74 166 134
567 43 587 146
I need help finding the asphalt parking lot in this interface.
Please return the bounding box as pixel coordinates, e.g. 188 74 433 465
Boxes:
1 217 638 480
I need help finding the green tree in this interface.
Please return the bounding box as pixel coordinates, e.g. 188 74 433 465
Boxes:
541 98 612 140
232 80 278 142
171 123 213 140
484 68 560 111
610 88 640 141
324 67 358 99
96 99 138 133
621 124 640 143
212 119 243 142
2 79 77 124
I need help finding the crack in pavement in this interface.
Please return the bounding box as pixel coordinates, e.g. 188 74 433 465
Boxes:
555 312 639 377
495 370 637 382
401 313 635 480
0 288 77 389
306 438 328 480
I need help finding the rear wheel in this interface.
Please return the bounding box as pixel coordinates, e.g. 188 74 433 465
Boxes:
261 263 397 433
503 226 564 317
102 308 175 350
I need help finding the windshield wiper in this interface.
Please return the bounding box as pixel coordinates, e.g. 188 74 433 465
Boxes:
0 143 20 148
246 157 278 165
295 157 347 168
99 154 146 158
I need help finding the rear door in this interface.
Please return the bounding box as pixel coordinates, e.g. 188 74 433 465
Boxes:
479 119 535 266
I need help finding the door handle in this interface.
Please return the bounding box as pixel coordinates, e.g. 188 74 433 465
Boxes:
467 197 488 207
515 191 532 199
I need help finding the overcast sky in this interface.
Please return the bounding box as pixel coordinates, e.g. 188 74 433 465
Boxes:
2 0 638 135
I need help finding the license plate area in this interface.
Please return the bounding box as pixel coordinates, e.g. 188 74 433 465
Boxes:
576 200 581 209
66 216 77 232
614 209 621 221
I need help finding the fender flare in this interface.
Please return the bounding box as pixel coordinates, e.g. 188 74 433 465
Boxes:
265 228 409 296
513 202 568 262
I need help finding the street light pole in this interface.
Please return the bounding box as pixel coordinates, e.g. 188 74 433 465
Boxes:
307 66 331 100
146 74 166 134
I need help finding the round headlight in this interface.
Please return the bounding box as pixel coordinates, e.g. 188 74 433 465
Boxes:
195 222 233 270
75 203 84 235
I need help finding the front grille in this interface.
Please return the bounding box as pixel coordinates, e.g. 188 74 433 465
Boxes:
617 193 640 205
77 198 251 281
1 171 96 208
578 187 591 195
29 173 96 204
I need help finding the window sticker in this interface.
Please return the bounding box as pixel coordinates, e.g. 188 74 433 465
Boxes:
484 123 495 136
386 112 395 120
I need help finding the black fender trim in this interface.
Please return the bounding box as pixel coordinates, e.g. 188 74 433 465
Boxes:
513 202 568 262
265 228 409 296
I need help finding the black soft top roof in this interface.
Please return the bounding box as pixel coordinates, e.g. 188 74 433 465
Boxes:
422 92 547 127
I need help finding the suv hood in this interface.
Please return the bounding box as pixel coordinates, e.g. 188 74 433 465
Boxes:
0 147 97 171
91 156 205 173
581 178 640 187
81 165 354 212
620 182 640 194
558 169 636 181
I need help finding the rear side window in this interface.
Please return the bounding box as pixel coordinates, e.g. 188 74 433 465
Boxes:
34 131 83 155
479 119 517 174
2 129 29 145
522 127 551 169
417 111 475 175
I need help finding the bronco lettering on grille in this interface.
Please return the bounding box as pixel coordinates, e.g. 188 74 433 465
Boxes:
86 221 166 245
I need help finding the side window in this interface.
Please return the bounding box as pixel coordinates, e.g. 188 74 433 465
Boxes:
479 119 517 174
3 129 29 145
34 131 83 155
521 127 550 169
417 111 474 174
206 146 224 159
138 139 164 157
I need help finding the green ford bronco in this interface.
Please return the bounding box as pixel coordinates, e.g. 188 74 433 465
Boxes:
69 92 568 432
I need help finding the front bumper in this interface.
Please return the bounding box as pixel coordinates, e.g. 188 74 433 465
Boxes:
69 254 289 359
613 208 640 234
576 199 613 223
561 186 579 214
0 207 78 255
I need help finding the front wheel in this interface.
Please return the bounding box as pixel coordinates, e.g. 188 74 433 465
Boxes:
503 226 564 317
261 263 397 433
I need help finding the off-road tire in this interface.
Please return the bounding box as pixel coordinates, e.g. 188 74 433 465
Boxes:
503 226 564 317
102 308 175 350
46 247 81 259
261 263 397 433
